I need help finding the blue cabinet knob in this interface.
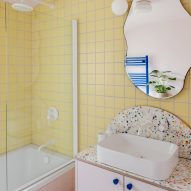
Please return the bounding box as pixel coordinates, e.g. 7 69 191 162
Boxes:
113 178 119 185
126 183 133 190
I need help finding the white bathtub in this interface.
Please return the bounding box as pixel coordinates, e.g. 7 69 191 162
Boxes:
0 145 74 191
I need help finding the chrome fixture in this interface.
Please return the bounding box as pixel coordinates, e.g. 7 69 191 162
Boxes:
38 140 54 152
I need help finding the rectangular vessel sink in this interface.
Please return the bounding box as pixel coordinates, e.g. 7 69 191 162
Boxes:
97 134 179 180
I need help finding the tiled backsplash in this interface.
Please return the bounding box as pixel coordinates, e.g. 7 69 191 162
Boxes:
0 4 32 153
77 0 191 150
31 2 73 157
0 0 191 153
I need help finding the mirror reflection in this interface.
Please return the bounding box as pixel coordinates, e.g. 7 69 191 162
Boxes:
124 0 191 99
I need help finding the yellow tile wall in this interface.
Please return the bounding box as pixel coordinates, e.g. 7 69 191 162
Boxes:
0 0 191 155
31 3 73 156
75 0 191 151
0 3 32 154
0 1 74 156
6 5 32 152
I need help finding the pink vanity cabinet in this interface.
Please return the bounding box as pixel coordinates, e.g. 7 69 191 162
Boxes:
76 160 167 191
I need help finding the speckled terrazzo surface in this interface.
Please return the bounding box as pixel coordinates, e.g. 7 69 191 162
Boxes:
76 147 191 191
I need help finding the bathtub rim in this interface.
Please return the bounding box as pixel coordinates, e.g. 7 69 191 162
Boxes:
3 144 74 191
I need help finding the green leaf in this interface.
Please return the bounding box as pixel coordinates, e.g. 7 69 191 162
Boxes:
154 85 167 93
150 70 159 74
168 77 176 80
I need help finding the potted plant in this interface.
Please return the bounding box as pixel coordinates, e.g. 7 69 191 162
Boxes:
148 70 176 98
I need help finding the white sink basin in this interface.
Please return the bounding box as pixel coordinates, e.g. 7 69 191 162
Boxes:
97 134 179 180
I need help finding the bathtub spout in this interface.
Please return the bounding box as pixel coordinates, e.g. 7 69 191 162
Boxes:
38 140 54 151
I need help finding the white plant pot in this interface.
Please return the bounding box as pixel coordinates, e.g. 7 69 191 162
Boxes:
157 92 169 98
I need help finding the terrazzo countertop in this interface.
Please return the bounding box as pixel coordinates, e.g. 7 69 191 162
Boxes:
76 147 191 191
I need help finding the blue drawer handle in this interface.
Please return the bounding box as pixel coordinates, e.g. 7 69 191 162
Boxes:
113 178 119 185
126 183 133 190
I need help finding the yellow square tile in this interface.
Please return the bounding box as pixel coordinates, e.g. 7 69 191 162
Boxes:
96 96 104 107
95 107 105 117
88 85 96 95
96 74 104 84
115 98 125 109
174 103 189 117
96 85 104 96
105 86 115 97
96 9 104 20
175 89 189 102
96 20 104 31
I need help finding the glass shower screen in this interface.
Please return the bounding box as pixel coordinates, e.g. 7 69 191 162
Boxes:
4 1 74 190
